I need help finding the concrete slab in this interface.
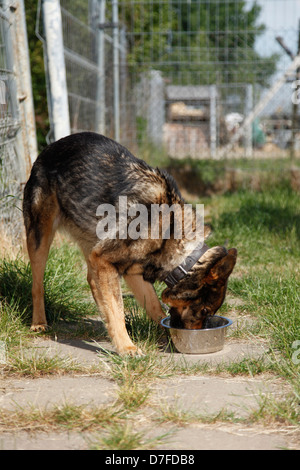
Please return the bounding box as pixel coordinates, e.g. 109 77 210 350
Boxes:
31 337 115 365
151 375 278 418
0 334 296 451
157 423 289 450
162 340 267 366
34 336 268 368
0 431 88 450
0 376 117 410
0 423 291 450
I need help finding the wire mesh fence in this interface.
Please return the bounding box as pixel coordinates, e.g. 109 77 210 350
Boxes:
49 0 300 160
60 2 99 134
118 0 300 158
58 0 126 139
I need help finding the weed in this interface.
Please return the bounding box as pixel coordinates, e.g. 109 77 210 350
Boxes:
89 422 170 450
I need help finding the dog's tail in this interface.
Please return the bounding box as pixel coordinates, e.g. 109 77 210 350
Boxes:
23 162 53 250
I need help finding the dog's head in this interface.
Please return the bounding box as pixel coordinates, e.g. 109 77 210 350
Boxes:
162 246 237 329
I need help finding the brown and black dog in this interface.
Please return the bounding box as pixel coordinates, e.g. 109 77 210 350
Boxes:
23 132 237 355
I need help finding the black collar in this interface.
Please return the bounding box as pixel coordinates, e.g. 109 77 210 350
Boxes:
164 243 209 288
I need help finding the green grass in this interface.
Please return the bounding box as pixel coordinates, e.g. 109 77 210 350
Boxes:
123 297 165 347
3 349 84 377
164 156 299 187
0 402 122 433
101 347 176 385
88 421 171 450
206 186 300 403
0 244 98 326
156 403 240 426
206 186 300 264
0 242 103 373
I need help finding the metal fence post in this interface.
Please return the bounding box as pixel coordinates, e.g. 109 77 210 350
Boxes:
210 85 217 158
112 0 120 141
244 84 253 157
96 0 106 135
42 0 70 141
119 26 127 141
147 71 165 146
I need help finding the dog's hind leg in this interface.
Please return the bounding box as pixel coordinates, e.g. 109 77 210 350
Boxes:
24 195 60 331
87 252 140 356
123 274 165 323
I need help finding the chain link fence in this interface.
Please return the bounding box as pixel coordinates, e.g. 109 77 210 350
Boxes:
43 0 300 160
57 0 127 140
60 2 99 135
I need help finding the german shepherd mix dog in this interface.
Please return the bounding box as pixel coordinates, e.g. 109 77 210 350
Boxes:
23 132 237 355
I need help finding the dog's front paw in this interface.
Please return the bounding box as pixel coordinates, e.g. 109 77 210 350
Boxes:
117 344 144 357
30 323 49 332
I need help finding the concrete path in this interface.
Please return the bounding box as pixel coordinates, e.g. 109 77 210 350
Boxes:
0 337 297 450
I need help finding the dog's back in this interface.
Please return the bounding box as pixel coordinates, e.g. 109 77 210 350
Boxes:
23 132 181 251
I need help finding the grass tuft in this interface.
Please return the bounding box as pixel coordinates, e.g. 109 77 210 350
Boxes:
88 422 170 450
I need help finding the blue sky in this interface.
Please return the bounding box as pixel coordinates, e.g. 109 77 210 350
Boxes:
254 0 299 66
251 0 300 114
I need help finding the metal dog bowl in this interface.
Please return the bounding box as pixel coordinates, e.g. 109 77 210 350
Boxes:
161 315 233 354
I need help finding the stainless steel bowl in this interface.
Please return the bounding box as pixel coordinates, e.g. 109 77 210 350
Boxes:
161 315 233 354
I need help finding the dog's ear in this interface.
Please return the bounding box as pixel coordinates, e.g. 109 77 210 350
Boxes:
205 248 237 285
161 247 237 306
161 288 190 305
204 224 212 239
161 246 230 304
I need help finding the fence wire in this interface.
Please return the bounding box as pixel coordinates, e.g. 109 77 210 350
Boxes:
60 3 99 133
56 0 300 159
